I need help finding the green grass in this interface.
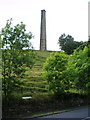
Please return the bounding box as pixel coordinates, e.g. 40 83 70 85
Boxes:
3 50 85 100
3 50 88 119
16 50 83 99
18 50 52 98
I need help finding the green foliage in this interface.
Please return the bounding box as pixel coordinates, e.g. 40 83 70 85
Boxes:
70 43 90 92
1 18 33 50
64 41 89 94
58 33 83 55
44 41 89 96
43 52 69 95
0 19 34 98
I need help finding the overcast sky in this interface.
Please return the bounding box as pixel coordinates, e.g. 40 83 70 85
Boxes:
0 0 89 51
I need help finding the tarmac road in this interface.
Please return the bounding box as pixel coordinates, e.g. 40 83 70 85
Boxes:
36 106 90 120
2 106 90 120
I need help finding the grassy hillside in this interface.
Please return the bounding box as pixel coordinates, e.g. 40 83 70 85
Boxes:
20 50 53 98
3 50 87 119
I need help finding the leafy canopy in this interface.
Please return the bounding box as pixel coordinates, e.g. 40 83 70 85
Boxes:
0 19 34 98
43 51 69 95
58 33 83 55
43 41 89 96
69 42 90 92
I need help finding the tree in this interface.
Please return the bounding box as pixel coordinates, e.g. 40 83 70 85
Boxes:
72 43 90 93
0 19 34 98
58 33 83 55
66 41 90 94
43 52 69 96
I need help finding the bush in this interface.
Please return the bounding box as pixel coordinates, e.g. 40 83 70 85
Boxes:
43 51 69 95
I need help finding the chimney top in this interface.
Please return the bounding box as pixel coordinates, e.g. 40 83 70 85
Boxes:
41 9 46 12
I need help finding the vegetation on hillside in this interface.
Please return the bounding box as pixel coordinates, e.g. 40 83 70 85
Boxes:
43 51 69 95
0 19 34 100
58 33 83 54
70 42 90 93
44 41 90 96
1 19 89 118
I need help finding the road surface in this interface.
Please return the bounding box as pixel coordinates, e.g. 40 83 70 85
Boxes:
35 106 90 120
3 106 90 120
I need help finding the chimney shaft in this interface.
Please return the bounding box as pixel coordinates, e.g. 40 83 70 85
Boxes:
40 10 47 50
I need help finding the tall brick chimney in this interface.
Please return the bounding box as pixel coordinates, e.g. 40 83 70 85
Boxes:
40 10 47 50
